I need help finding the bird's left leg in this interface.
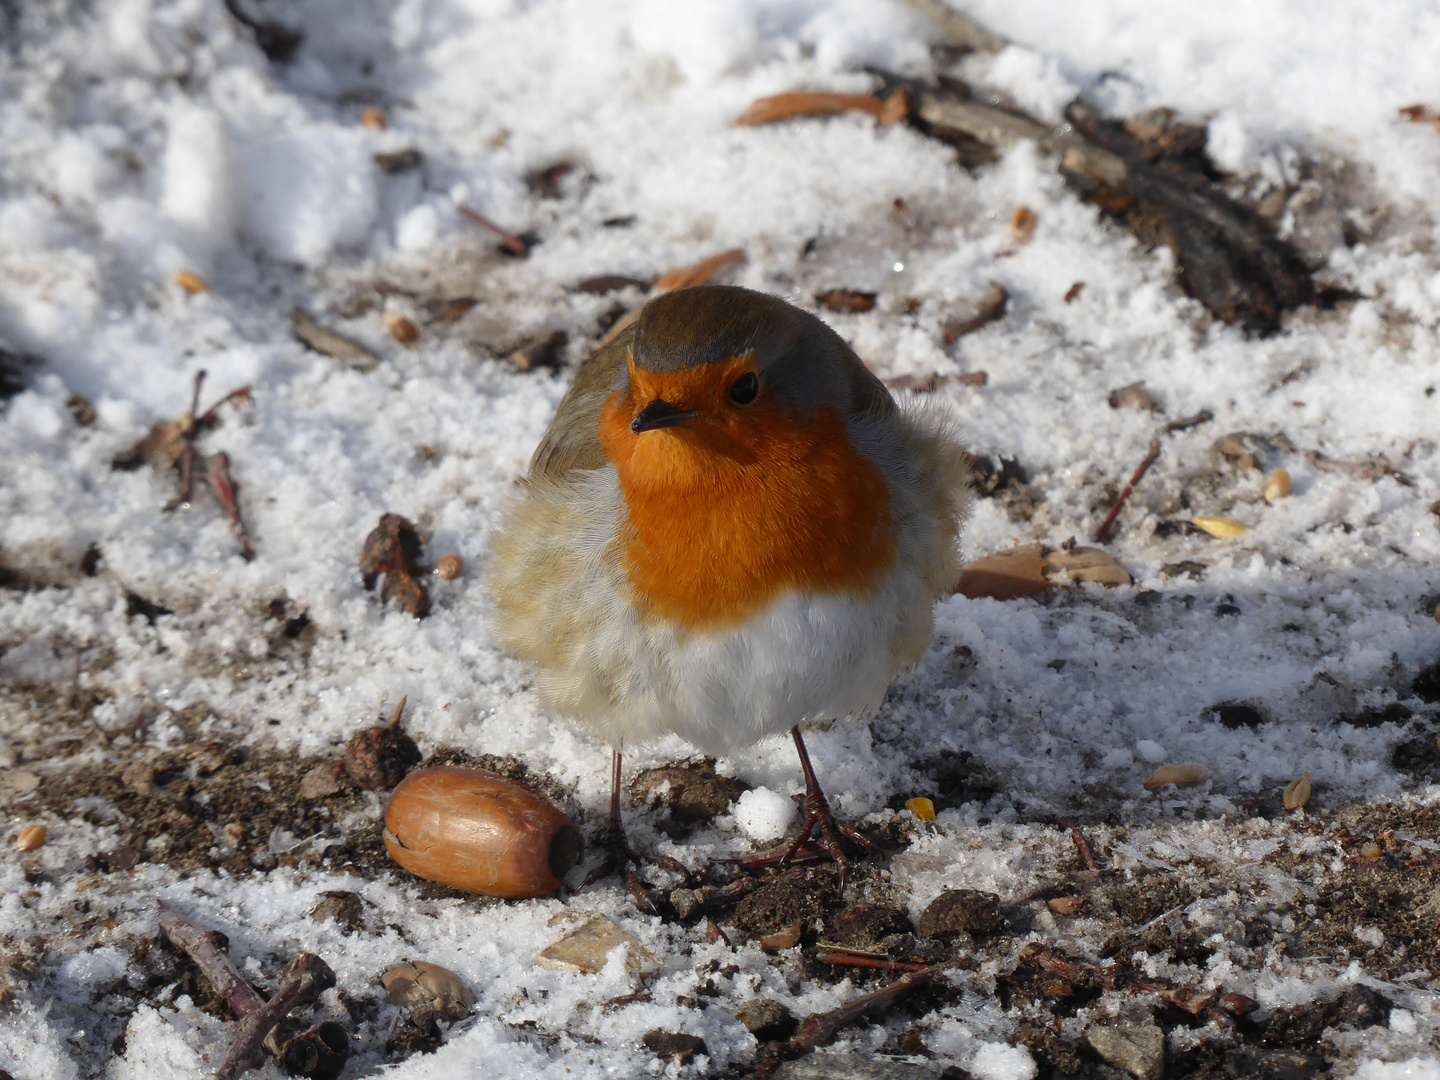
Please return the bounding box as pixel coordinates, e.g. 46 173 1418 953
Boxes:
732 725 877 889
584 748 691 910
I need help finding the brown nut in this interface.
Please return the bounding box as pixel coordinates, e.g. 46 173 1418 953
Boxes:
384 766 583 898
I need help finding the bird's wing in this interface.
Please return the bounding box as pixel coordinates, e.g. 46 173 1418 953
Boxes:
527 321 635 482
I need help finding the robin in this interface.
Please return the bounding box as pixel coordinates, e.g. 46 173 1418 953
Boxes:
488 285 971 887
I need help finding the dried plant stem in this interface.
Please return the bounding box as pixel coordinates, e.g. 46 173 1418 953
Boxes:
1093 438 1161 544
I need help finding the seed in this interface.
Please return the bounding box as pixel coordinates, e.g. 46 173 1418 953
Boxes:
384 766 583 898
1282 772 1312 810
1047 895 1085 915
384 313 419 344
1357 842 1383 860
360 107 388 130
1143 763 1207 790
905 797 936 821
1191 516 1247 538
1009 205 1037 243
1264 469 1291 503
172 270 210 294
15 824 46 852
435 553 464 580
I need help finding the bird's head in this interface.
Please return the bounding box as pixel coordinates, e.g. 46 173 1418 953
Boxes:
599 285 885 480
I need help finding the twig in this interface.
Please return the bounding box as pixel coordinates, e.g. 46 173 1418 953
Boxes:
173 369 207 507
814 947 931 973
1093 438 1161 544
205 453 255 561
1163 409 1214 433
457 204 529 256
1059 818 1099 871
157 902 341 1080
745 970 934 1079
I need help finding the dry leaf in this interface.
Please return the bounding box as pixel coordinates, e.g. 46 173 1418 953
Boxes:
1009 206 1037 243
905 797 936 821
1192 516 1248 538
942 284 1008 341
654 249 747 292
172 270 210 294
1143 763 1208 790
360 513 430 618
1264 468 1291 503
815 288 877 313
735 91 887 127
1283 772 1312 811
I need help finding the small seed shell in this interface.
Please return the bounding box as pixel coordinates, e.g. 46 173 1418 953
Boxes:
172 270 211 294
905 797 936 821
1143 763 1208 790
384 312 419 344
15 824 46 852
1282 772 1312 810
435 552 464 580
1192 516 1248 538
384 765 583 898
1264 469 1291 503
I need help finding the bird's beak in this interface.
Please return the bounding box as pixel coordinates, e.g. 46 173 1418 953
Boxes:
631 399 702 434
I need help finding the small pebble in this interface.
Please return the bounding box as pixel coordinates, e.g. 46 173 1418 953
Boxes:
435 552 464 580
15 824 46 852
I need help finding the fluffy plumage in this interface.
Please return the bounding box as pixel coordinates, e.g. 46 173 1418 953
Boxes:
487 286 971 756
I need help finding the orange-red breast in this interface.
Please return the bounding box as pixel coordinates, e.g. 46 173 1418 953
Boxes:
487 285 971 884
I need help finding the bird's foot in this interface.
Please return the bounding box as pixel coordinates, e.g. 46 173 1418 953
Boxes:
730 785 876 890
583 818 693 914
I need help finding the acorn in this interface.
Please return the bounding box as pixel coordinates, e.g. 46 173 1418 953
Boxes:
383 766 583 898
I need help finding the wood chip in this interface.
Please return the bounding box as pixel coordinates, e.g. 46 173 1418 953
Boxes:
172 270 211 294
1191 516 1248 538
815 289 877 313
942 284 1007 341
1143 764 1207 790
1009 205 1037 243
539 915 656 974
954 544 1132 600
1283 772 1312 811
653 248 747 292
735 91 889 127
757 923 802 952
291 310 379 370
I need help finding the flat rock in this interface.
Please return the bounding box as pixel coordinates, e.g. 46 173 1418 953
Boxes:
1086 1023 1164 1080
772 1052 937 1079
538 915 656 975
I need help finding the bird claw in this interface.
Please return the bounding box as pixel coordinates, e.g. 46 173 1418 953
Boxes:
582 819 691 914
729 793 877 891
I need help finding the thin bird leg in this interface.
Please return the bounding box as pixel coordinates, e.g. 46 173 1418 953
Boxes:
731 726 876 889
583 749 690 907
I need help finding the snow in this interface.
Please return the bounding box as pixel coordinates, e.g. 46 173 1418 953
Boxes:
2 0 1440 1076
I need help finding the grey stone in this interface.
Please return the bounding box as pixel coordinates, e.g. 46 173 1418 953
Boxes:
1086 1023 1164 1080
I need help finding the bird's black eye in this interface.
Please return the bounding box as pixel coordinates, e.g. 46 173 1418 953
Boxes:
728 372 759 405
